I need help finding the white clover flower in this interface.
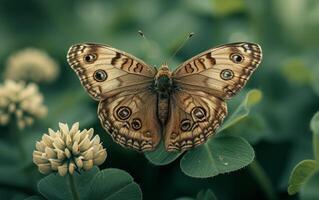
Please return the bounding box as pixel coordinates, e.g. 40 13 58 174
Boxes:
4 48 59 83
33 122 107 176
0 80 47 129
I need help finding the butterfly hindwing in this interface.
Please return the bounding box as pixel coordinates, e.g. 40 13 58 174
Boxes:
164 89 227 151
98 90 161 151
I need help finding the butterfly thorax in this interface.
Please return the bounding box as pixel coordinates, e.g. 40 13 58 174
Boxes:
155 64 173 124
155 64 173 92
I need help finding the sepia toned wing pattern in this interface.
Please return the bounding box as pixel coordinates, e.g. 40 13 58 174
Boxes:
67 43 156 101
164 89 227 151
173 42 262 99
98 89 161 151
67 43 161 151
165 42 262 151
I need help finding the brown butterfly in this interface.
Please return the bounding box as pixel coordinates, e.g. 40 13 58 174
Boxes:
67 42 262 152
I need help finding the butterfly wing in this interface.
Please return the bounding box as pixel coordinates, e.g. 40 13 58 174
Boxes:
164 89 227 151
98 89 161 151
67 43 161 151
67 43 156 100
165 42 262 151
173 42 262 99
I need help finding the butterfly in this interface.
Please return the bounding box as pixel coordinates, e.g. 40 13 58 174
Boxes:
67 42 262 152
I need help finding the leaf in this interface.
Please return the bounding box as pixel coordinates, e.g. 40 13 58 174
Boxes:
184 0 214 15
222 114 267 144
196 189 218 200
282 58 312 85
145 141 182 166
38 167 99 200
300 171 319 200
310 111 319 161
311 65 319 96
175 198 194 200
310 111 319 136
174 189 217 200
37 167 142 200
75 167 101 199
219 89 262 133
24 196 46 200
210 0 245 16
180 136 255 178
88 168 142 200
288 159 318 195
38 175 71 200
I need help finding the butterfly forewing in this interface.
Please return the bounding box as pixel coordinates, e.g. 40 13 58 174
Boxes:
67 43 156 100
173 42 262 99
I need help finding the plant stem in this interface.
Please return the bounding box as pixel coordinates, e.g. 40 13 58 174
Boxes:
248 160 278 200
313 131 319 162
9 121 27 160
68 174 80 200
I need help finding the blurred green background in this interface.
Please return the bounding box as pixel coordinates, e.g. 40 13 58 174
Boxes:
1 0 319 199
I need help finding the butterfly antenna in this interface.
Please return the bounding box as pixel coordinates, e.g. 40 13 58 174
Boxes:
138 30 157 64
138 30 146 39
139 30 158 52
167 32 195 64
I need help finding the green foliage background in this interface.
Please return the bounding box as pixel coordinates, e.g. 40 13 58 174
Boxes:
1 0 319 199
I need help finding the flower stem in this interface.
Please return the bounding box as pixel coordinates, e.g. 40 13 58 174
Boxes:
68 174 80 200
9 121 27 160
248 160 278 200
313 130 319 162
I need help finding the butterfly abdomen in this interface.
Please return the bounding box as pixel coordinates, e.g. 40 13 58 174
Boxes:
155 64 173 124
157 93 169 124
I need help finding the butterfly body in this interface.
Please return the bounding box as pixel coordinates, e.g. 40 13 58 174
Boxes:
154 64 174 125
67 42 262 152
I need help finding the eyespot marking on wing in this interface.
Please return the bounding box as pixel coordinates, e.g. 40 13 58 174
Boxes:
131 118 142 130
116 106 132 120
84 53 98 63
220 69 234 80
230 53 244 63
93 69 108 82
191 106 206 121
180 119 192 132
